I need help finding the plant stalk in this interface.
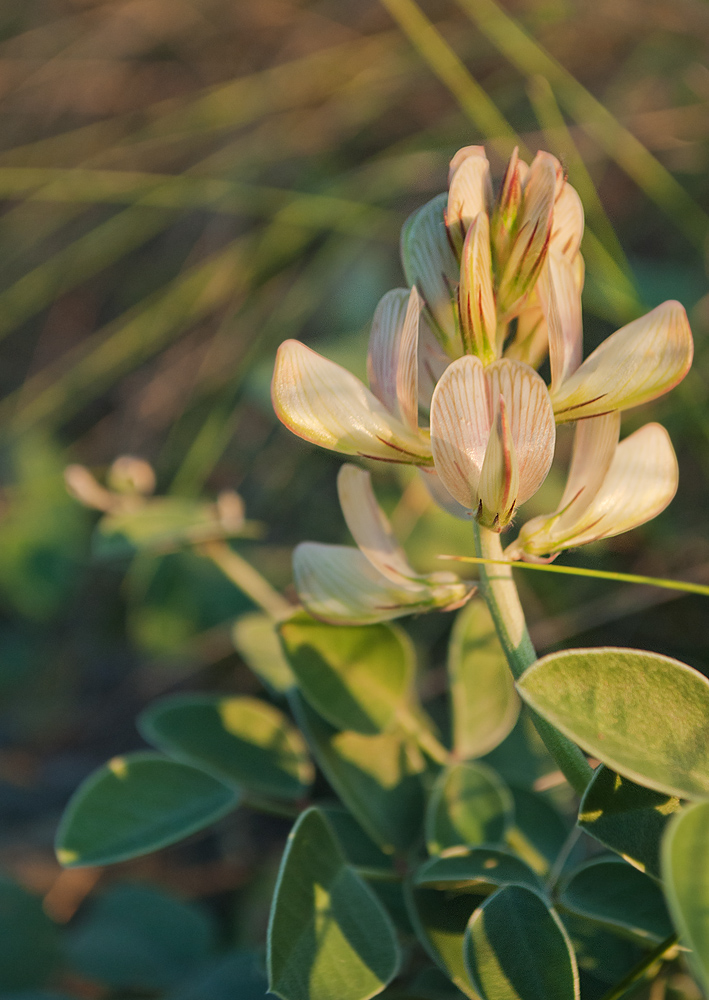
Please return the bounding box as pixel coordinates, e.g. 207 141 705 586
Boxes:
473 523 593 796
201 539 292 619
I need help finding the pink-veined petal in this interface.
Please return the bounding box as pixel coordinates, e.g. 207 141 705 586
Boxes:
458 212 497 362
491 146 524 263
447 150 492 252
513 423 678 557
552 300 693 421
367 288 410 414
497 153 556 319
448 144 488 184
556 412 620 524
539 253 583 393
430 355 490 510
485 359 556 506
504 295 549 370
401 194 461 357
293 542 471 625
337 464 417 586
418 316 449 411
550 181 584 260
396 287 422 432
478 395 519 530
272 340 432 464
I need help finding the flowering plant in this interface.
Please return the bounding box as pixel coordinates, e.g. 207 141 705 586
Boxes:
56 147 709 1000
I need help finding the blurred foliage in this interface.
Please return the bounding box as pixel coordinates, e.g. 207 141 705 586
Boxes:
0 0 703 996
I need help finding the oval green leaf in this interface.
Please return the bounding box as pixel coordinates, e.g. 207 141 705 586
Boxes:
139 694 313 800
415 848 541 893
291 691 424 854
56 752 239 867
267 808 400 1000
448 601 520 760
404 883 481 999
517 648 709 800
506 786 570 876
425 762 514 856
279 612 414 734
464 885 580 1000
233 612 295 693
558 857 673 943
578 766 680 879
662 801 709 993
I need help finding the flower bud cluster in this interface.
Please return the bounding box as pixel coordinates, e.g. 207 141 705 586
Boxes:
271 145 693 623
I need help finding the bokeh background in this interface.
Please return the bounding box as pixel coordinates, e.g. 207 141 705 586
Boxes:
0 0 706 995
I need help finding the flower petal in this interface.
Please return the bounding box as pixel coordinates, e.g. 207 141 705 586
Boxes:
485 359 556 506
367 288 410 414
539 252 583 393
401 194 461 357
550 180 584 260
448 144 488 184
418 317 450 411
497 153 556 320
446 149 492 252
556 412 620 524
430 355 490 510
337 464 417 586
272 340 432 464
491 146 524 263
459 212 496 362
479 395 519 530
367 287 421 431
552 300 694 421
513 423 678 557
419 468 470 519
396 287 422 432
504 295 549 370
293 542 470 625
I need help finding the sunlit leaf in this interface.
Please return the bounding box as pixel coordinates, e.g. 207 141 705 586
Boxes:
415 848 541 893
662 802 709 993
267 808 400 1000
425 762 514 855
232 611 296 693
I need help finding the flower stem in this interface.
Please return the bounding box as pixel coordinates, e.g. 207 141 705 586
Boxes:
201 539 292 619
473 523 593 796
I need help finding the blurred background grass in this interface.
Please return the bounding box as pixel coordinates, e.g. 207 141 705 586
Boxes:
0 0 706 995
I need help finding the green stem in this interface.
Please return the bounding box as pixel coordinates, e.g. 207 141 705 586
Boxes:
473 523 593 796
201 539 292 619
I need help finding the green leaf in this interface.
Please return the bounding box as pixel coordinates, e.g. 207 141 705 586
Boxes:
292 692 425 854
267 808 400 1000
56 751 239 867
425 762 514 856
279 613 415 735
506 786 570 876
138 694 313 800
464 885 580 1000
0 878 60 990
320 806 394 874
578 766 680 879
67 883 217 990
662 801 709 993
167 951 268 1000
517 647 709 800
558 857 673 943
562 915 646 989
415 848 542 893
448 601 520 760
233 611 295 693
404 883 481 999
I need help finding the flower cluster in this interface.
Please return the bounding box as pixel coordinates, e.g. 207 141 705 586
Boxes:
272 145 693 622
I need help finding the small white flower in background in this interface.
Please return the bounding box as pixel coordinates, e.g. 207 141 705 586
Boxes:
507 414 679 561
293 464 473 624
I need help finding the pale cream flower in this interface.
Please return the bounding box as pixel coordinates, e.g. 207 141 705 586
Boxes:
293 464 472 624
507 413 679 560
429 356 555 530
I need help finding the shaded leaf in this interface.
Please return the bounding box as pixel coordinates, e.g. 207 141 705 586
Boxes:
291 692 425 854
464 885 579 1000
279 613 415 734
426 762 514 856
404 884 481 999
662 801 709 993
415 848 541 893
56 752 239 867
506 786 570 876
267 808 400 1000
0 879 60 991
448 601 519 760
139 694 313 800
578 766 680 879
558 857 673 943
517 648 709 800
321 806 394 874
